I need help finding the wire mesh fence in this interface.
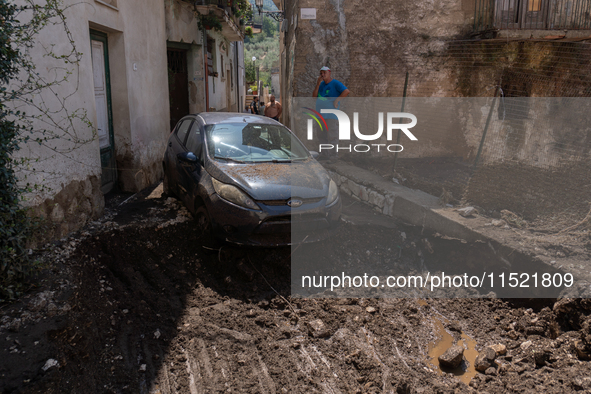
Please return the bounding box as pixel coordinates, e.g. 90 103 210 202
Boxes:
299 39 591 229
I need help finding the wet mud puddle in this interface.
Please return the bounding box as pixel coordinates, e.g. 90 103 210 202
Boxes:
420 301 479 385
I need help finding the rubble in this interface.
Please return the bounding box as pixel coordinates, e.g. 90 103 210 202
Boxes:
475 347 497 372
457 206 476 217
438 344 464 368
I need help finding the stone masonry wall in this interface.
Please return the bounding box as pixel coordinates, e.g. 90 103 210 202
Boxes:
28 175 104 246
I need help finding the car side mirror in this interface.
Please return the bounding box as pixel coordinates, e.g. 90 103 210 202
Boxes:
310 151 319 159
178 152 198 163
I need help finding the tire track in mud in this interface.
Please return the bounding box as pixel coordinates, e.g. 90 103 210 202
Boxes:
11 192 591 393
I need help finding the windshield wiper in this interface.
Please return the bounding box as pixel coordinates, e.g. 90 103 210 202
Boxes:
214 156 246 163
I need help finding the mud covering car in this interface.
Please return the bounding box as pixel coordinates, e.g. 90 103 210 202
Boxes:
162 113 341 246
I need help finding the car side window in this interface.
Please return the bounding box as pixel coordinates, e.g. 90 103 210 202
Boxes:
185 123 202 156
176 119 193 145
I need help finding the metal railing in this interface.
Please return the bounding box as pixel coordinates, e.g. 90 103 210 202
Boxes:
474 0 591 31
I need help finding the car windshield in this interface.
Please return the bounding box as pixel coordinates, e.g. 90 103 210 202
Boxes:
205 123 310 163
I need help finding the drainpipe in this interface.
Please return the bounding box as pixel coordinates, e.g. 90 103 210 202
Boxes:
235 41 240 112
203 27 209 111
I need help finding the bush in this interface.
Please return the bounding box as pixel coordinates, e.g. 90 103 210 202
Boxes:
0 0 36 301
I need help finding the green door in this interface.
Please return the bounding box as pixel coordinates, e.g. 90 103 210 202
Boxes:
90 30 117 193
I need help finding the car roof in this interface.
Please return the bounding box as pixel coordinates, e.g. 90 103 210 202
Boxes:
193 112 280 126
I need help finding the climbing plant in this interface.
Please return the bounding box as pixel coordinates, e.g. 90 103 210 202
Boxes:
0 0 94 301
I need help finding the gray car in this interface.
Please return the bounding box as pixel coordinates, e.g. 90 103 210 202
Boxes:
162 113 341 246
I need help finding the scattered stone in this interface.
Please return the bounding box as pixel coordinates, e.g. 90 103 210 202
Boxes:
457 206 476 217
438 345 464 368
520 340 533 351
475 347 496 372
47 303 58 317
574 340 591 360
139 364 146 371
446 321 462 333
246 309 257 318
532 348 549 366
306 319 330 338
42 359 59 372
484 367 496 375
8 318 22 333
491 219 506 227
366 306 376 313
508 330 519 340
489 344 507 356
27 295 48 312
154 330 161 339
525 326 545 336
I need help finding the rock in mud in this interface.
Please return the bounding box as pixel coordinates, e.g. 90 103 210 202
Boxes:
438 345 464 368
520 340 533 351
574 340 591 360
446 321 462 333
489 343 507 356
457 206 476 217
42 359 59 372
525 325 545 336
306 319 330 338
475 347 496 372
532 348 549 366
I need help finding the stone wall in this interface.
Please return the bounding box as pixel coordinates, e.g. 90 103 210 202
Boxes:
283 0 591 220
286 1 591 161
28 176 104 245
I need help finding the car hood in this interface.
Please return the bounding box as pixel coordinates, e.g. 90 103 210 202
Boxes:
206 159 330 201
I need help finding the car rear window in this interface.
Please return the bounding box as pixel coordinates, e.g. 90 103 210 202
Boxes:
205 123 310 163
176 119 192 144
185 123 202 155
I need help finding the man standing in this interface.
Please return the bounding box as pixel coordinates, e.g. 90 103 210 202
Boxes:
264 95 282 121
313 66 350 160
250 96 260 115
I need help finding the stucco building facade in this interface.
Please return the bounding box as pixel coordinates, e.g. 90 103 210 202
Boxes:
14 0 246 239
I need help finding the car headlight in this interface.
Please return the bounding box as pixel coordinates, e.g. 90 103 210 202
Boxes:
212 178 260 210
327 179 339 205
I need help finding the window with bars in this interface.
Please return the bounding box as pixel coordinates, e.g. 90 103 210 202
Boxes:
167 50 187 74
207 37 216 76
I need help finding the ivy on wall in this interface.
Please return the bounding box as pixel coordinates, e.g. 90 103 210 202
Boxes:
1 0 94 301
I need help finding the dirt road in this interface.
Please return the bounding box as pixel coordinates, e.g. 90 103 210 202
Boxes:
1 184 591 393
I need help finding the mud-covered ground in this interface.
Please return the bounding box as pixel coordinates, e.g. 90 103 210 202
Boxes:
1 184 591 393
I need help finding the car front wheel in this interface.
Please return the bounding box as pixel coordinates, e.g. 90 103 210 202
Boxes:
195 206 210 234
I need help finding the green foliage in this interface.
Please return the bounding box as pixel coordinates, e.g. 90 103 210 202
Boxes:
0 0 34 301
245 30 279 88
248 0 277 12
232 0 253 21
245 60 256 83
198 11 223 32
1 0 91 301
245 26 254 38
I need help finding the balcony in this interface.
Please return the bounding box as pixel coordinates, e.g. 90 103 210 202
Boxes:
192 0 245 41
474 0 591 32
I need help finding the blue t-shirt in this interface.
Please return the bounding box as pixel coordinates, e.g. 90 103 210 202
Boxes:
316 79 347 119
